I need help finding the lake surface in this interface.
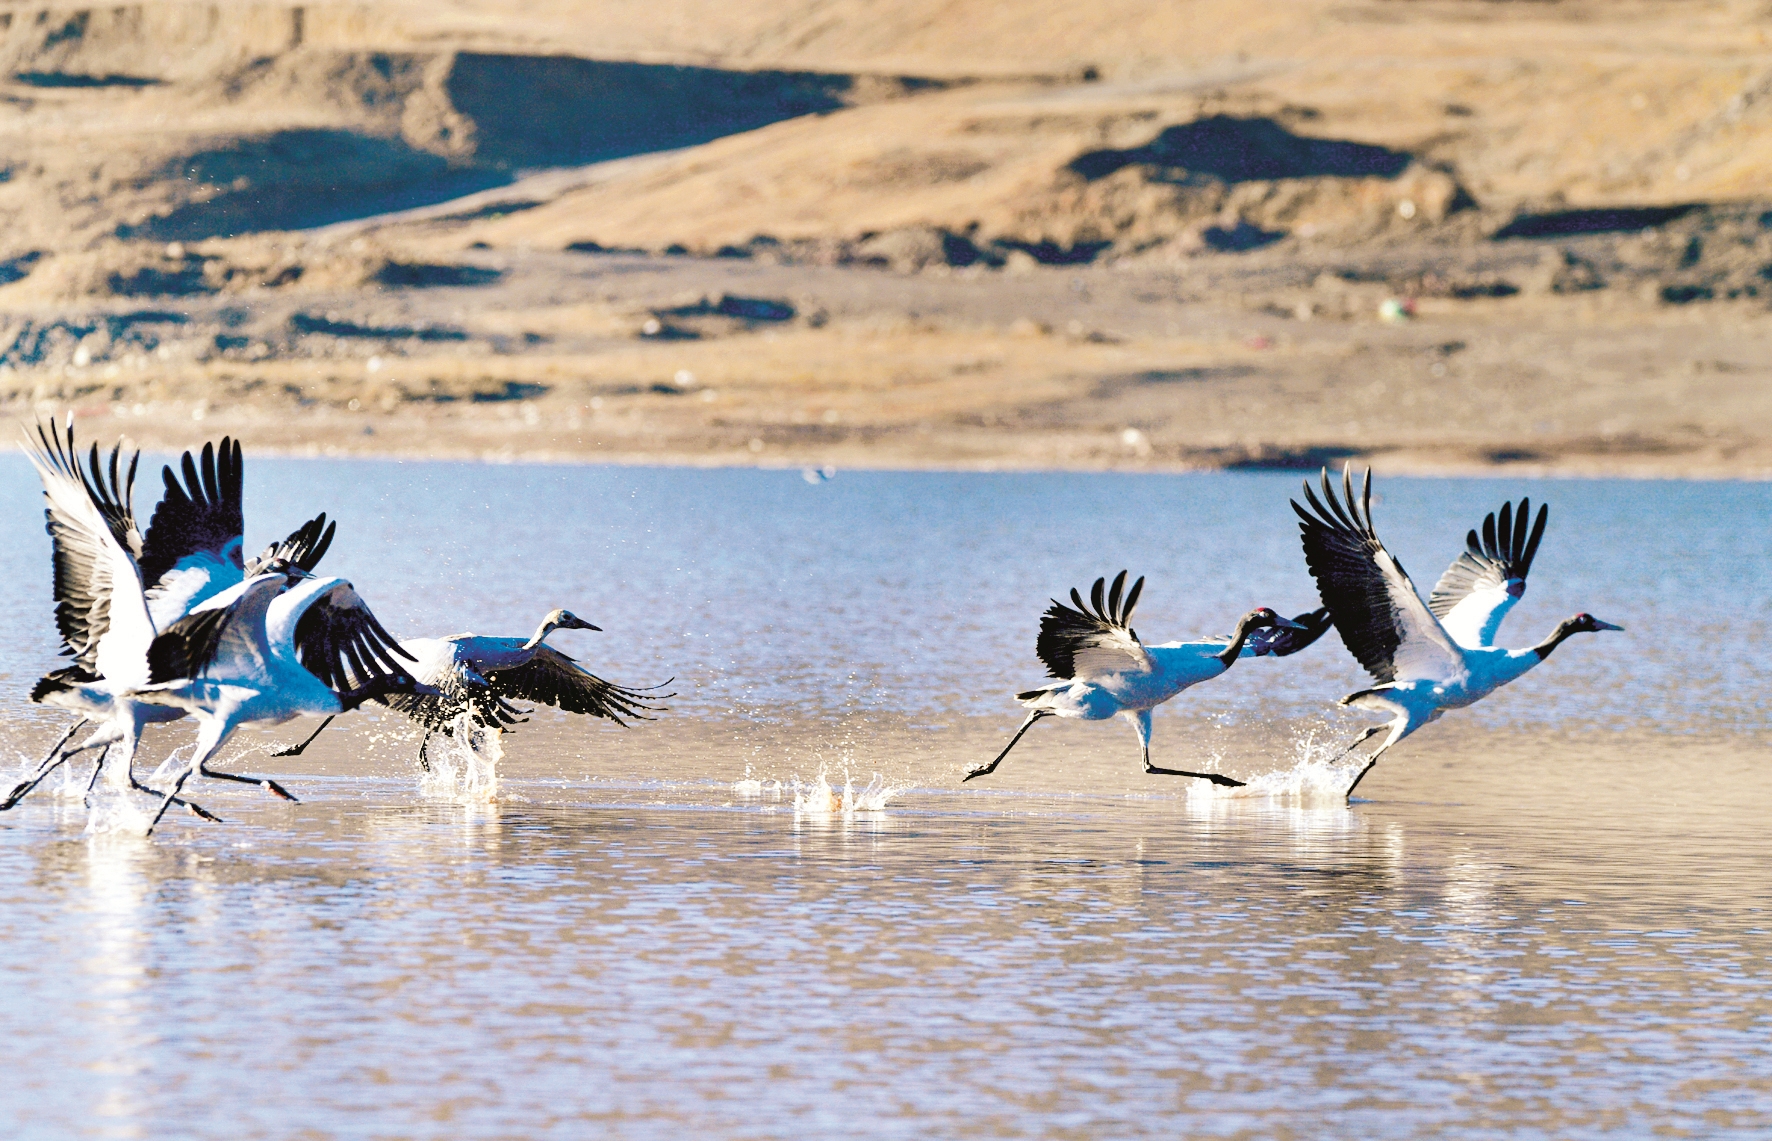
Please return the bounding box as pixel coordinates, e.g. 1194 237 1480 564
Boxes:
0 457 1767 1138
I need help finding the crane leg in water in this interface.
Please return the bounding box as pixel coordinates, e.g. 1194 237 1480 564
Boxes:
123 771 220 821
2 733 216 819
197 763 298 803
1341 719 1413 800
1 730 109 810
272 715 336 758
1329 724 1387 765
1143 748 1247 787
1343 753 1385 799
147 720 240 835
965 710 1052 781
0 718 89 809
1128 709 1245 787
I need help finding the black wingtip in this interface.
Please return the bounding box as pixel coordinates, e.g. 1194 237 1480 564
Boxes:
308 519 337 571
1519 501 1548 578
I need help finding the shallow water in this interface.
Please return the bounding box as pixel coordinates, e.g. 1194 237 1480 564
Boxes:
0 458 1768 1137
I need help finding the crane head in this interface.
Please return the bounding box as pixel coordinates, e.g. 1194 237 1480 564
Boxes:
1245 607 1306 630
547 608 601 633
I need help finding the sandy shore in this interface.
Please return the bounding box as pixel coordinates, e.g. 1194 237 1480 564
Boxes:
6 248 1769 479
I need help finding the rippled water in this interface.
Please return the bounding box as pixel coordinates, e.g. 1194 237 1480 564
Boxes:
0 458 1768 1137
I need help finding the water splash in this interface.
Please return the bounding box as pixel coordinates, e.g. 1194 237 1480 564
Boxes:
732 765 783 799
91 743 185 835
144 741 194 787
1186 723 1370 804
83 785 156 836
790 768 907 817
419 714 503 802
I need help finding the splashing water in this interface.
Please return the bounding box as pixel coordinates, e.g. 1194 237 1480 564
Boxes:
83 785 156 836
79 747 164 836
419 713 503 802
1186 723 1373 804
144 741 194 787
732 765 783 799
789 768 907 816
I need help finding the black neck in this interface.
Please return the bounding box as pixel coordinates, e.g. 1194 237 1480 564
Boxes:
1532 619 1584 661
1219 615 1263 668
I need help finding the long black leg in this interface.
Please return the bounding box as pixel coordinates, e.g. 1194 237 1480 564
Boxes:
417 733 431 773
1337 724 1397 801
0 719 90 809
1343 757 1381 799
1142 744 1246 788
964 710 1052 782
146 766 199 835
272 716 335 758
1328 724 1385 765
126 773 221 822
0 736 108 811
197 763 299 803
40 718 87 768
1342 740 1398 800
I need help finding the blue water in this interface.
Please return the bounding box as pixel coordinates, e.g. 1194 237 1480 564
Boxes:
3 456 1763 729
0 457 1767 1139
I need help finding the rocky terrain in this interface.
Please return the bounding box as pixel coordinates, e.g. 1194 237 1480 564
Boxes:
0 0 1767 474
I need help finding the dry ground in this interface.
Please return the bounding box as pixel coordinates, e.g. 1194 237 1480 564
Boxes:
21 244 1770 476
0 0 1765 474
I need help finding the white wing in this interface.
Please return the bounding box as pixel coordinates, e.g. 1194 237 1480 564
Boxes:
1428 499 1548 648
23 419 156 689
1438 585 1517 650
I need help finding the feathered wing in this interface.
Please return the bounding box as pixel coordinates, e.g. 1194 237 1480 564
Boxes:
31 663 99 703
1035 570 1154 681
1428 499 1548 648
138 438 247 628
245 513 337 576
22 419 155 688
488 648 669 726
1292 466 1464 684
1245 606 1334 657
139 438 244 588
289 580 421 705
380 672 528 733
147 599 239 683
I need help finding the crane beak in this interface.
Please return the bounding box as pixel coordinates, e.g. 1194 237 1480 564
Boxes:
1593 618 1624 631
1273 615 1306 630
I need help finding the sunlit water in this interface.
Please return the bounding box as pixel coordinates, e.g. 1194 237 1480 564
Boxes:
0 457 1768 1137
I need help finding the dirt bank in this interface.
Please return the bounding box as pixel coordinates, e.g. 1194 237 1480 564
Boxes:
0 1 1766 475
8 245 1769 478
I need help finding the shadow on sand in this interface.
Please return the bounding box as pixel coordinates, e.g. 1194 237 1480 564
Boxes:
128 55 916 241
1068 115 1413 184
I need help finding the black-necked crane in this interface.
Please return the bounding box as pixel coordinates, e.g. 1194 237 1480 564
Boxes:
965 570 1331 784
14 421 340 815
273 608 669 767
132 558 430 832
1292 465 1622 798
